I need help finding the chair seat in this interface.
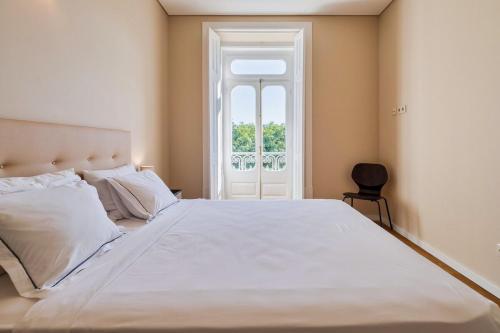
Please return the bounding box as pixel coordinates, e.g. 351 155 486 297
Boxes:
343 192 382 201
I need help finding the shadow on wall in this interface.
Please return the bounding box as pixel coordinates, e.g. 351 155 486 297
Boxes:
378 0 421 238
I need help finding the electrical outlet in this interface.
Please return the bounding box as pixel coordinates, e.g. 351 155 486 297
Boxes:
394 105 408 116
395 104 408 115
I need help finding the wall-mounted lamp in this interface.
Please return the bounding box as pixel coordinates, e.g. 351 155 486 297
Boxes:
139 165 155 171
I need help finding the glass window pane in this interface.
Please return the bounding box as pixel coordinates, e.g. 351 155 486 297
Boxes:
231 59 287 75
231 85 256 170
262 85 286 171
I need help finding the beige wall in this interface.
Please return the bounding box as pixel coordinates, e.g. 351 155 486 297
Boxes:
379 0 500 289
0 0 170 180
168 16 380 209
1 0 498 295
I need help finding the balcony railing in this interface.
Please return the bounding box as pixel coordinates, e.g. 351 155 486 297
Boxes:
232 152 286 171
262 152 286 171
231 152 256 171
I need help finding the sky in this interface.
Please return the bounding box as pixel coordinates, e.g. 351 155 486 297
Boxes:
231 85 286 125
231 59 286 76
229 59 288 125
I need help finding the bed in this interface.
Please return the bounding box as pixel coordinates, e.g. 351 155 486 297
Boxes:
1 118 499 333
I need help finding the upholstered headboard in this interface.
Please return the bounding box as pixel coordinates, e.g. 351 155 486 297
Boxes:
0 118 131 177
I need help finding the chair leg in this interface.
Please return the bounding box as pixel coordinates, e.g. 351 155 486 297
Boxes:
376 200 382 226
343 196 354 207
382 197 393 230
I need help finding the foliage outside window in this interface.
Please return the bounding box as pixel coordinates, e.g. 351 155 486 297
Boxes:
232 122 286 171
232 122 285 152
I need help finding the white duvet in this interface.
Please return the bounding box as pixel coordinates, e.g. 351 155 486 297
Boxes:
16 200 500 333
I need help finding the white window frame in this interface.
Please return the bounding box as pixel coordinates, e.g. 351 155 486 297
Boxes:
227 53 291 78
202 22 313 199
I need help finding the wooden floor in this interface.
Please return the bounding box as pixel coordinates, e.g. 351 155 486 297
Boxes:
377 223 500 306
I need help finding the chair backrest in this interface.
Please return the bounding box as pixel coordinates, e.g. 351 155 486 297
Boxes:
351 163 388 196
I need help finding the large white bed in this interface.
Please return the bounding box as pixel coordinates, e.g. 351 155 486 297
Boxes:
9 199 499 333
1 119 499 333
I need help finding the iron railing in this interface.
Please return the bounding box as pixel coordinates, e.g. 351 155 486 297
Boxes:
231 152 286 171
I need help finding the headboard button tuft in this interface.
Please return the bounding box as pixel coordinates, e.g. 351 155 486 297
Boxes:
51 161 57 166
0 164 4 169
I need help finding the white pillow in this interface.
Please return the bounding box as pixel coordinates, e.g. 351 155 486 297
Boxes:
108 170 178 220
0 181 122 298
0 169 80 195
83 165 136 221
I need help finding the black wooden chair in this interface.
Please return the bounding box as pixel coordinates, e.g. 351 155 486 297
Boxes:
343 163 393 230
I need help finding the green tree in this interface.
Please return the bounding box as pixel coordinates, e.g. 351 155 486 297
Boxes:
232 122 285 152
263 122 286 152
232 122 255 152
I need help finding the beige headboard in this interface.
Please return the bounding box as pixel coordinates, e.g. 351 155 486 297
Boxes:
0 118 131 178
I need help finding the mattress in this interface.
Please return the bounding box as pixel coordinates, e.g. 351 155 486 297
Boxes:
14 199 500 333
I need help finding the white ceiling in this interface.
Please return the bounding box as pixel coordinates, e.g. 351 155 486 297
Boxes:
159 0 393 16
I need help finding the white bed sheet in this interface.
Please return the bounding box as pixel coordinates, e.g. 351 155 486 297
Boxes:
0 275 35 333
115 216 148 232
15 200 500 333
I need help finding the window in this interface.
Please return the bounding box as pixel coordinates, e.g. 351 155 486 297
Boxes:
231 85 256 170
262 85 287 171
231 59 287 75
